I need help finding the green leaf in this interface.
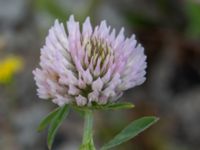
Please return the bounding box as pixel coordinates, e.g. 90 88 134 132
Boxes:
100 116 159 150
47 105 70 150
37 107 60 132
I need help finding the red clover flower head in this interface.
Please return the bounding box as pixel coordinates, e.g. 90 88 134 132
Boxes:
33 15 147 106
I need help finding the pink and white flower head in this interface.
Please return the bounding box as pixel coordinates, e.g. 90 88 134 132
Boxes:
33 15 147 106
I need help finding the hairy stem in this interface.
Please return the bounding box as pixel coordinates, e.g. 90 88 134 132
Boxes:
79 110 96 150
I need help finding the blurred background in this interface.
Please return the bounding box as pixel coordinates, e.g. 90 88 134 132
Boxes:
0 0 200 150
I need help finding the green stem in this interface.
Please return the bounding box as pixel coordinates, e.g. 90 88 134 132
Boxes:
79 110 96 150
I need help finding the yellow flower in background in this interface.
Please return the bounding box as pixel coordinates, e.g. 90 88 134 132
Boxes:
0 55 23 84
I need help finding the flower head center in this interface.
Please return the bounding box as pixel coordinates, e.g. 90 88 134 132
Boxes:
82 37 114 77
